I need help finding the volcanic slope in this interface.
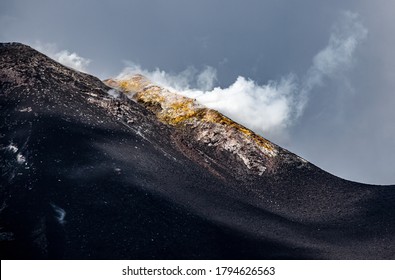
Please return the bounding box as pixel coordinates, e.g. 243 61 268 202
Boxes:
1 43 394 259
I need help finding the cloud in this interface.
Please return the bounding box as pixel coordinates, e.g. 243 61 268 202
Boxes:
54 50 91 73
33 41 91 72
197 66 217 91
118 63 217 91
298 11 368 116
117 12 367 142
182 75 297 141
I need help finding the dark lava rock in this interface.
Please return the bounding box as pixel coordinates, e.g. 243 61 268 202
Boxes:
1 42 394 259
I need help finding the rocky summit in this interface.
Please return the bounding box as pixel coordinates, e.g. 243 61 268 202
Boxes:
1 43 394 259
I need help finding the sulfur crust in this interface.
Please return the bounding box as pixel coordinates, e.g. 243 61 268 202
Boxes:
104 75 276 155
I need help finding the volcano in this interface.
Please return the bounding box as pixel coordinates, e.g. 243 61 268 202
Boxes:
1 43 394 259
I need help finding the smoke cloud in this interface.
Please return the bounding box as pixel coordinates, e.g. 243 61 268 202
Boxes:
33 41 91 72
118 12 367 142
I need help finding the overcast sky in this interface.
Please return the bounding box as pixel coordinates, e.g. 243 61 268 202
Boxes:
1 0 395 185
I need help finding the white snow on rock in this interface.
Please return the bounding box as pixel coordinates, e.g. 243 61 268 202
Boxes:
16 153 26 164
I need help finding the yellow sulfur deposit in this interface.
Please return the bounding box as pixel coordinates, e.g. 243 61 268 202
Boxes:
104 74 277 156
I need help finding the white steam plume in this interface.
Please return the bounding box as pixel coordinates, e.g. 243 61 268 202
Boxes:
183 75 297 140
297 11 368 116
118 64 217 92
117 12 367 141
33 41 91 73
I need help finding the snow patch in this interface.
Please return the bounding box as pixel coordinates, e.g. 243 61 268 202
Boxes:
16 153 26 164
51 204 66 225
5 144 18 153
114 167 122 174
19 107 32 113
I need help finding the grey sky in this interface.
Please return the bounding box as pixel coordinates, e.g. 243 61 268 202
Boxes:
1 0 395 184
